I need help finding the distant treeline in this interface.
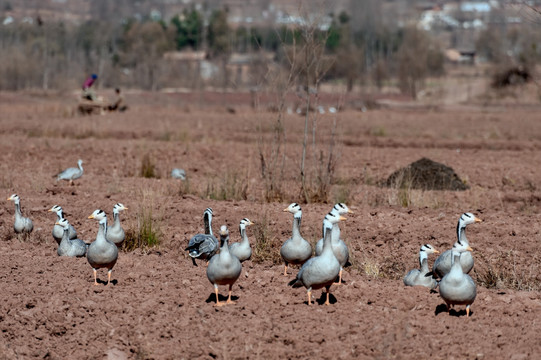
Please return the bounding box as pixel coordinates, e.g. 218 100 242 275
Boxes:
0 6 539 96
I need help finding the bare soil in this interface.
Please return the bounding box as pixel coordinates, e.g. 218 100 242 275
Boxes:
0 89 540 359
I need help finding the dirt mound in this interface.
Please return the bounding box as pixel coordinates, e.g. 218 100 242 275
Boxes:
384 157 469 191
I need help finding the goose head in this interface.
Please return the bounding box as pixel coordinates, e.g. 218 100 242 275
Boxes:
77 159 84 167
283 203 302 218
48 205 63 215
113 203 128 214
239 218 254 232
420 243 439 255
88 209 107 221
7 194 20 204
323 211 346 231
331 203 354 215
458 212 482 227
219 225 229 246
55 218 70 229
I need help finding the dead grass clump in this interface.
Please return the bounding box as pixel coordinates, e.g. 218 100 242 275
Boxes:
251 212 282 264
204 171 248 201
140 153 158 179
358 254 406 280
123 206 161 251
474 251 540 291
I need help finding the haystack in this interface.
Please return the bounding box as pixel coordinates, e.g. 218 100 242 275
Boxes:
384 157 469 191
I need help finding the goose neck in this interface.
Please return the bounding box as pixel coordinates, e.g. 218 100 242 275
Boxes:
204 213 213 236
457 224 469 245
321 226 333 254
419 250 428 268
292 214 302 239
14 202 22 217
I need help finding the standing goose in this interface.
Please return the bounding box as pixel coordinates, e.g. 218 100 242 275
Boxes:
6 194 33 234
433 212 482 279
56 218 87 257
206 225 242 306
87 209 118 286
106 203 128 247
439 241 476 317
403 244 440 289
289 212 346 305
56 159 84 185
185 208 219 266
229 218 254 262
315 203 353 284
280 203 312 275
48 205 78 244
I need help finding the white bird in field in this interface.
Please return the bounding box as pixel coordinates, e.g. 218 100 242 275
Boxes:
55 159 84 185
206 225 242 306
403 244 439 289
7 194 33 234
280 203 312 276
289 211 346 305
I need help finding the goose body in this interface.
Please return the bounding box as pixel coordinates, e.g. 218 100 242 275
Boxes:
315 203 353 283
185 208 219 266
171 168 186 180
289 212 346 305
229 218 254 262
207 225 242 306
439 242 477 316
56 159 83 184
56 218 87 257
87 210 118 285
433 213 482 278
106 203 128 247
403 244 439 289
280 203 312 275
7 194 33 234
48 205 77 244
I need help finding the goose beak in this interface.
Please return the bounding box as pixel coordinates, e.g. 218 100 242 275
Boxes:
282 208 289 212
48 208 53 212
88 214 95 219
474 217 482 223
339 216 347 221
466 246 473 252
347 209 354 214
249 220 254 225
433 250 440 254
124 206 128 210
55 221 61 225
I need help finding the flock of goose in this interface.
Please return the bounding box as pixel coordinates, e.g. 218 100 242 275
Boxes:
6 193 128 286
5 159 483 316
182 202 483 316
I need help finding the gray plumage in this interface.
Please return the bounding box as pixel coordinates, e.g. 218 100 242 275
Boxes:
280 203 312 275
106 203 128 247
403 244 439 289
289 212 345 305
207 225 242 306
87 209 118 286
48 205 77 244
56 159 83 184
433 212 482 279
315 203 353 284
185 208 219 266
438 242 477 317
171 168 186 180
7 194 33 234
56 218 87 257
229 218 254 262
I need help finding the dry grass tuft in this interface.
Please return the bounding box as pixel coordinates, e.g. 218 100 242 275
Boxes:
251 212 282 264
203 171 248 201
474 251 541 291
140 153 158 179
